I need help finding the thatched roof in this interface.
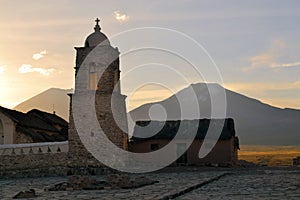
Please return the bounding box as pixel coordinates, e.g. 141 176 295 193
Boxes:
131 118 235 143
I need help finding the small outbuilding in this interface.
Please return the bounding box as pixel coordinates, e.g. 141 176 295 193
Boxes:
130 118 239 166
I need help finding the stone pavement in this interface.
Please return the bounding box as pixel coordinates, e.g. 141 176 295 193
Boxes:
1 168 300 199
176 169 300 200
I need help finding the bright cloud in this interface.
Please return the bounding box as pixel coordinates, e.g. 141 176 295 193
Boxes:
271 61 300 68
113 11 130 23
248 54 300 70
19 64 55 76
0 65 6 74
32 50 47 60
246 39 300 70
249 53 275 68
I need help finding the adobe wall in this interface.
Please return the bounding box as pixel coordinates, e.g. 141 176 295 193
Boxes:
15 131 34 143
0 112 15 144
130 138 238 165
188 139 237 165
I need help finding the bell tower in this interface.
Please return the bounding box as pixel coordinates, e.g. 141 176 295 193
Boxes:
68 19 128 171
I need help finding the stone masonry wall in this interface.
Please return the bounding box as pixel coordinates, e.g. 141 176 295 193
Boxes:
67 92 128 170
67 97 104 169
0 142 69 177
0 152 68 178
68 41 128 172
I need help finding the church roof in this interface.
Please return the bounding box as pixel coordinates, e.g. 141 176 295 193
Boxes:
84 18 110 47
27 109 67 127
131 118 236 143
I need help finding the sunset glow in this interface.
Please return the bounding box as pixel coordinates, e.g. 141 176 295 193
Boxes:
0 1 300 111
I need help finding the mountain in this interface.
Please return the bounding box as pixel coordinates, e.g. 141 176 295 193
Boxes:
13 84 300 145
14 88 71 121
129 83 300 146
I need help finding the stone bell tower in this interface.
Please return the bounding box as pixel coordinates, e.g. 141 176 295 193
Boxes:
68 18 128 171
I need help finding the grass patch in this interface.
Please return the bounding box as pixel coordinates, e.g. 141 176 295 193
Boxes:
238 145 300 166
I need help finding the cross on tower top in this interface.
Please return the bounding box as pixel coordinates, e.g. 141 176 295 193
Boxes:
95 18 100 25
94 18 101 32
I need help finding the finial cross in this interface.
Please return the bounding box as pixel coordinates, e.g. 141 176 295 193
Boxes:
95 18 100 25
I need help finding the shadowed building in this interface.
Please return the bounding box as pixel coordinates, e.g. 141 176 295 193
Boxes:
0 106 67 144
130 118 239 166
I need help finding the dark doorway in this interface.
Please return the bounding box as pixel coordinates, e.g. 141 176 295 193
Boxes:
150 143 159 151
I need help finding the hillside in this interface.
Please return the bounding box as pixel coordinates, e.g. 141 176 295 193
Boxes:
13 84 300 145
14 88 71 121
129 83 300 145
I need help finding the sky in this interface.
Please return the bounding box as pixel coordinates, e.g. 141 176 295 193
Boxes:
0 0 300 111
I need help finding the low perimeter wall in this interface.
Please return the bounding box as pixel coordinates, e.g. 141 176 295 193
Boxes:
0 142 68 178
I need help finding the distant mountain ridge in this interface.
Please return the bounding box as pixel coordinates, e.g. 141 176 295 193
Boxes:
129 83 300 146
14 88 71 121
13 84 300 145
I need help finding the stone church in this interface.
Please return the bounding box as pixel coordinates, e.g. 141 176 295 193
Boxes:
0 19 238 177
67 19 238 169
67 18 129 171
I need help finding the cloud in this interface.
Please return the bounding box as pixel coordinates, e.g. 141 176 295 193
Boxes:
245 39 300 71
32 50 47 60
113 11 130 23
19 64 55 76
249 53 275 69
0 65 6 74
248 54 300 70
270 61 300 68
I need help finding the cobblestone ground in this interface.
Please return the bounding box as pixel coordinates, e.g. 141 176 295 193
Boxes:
0 171 224 200
176 169 300 200
1 168 300 199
